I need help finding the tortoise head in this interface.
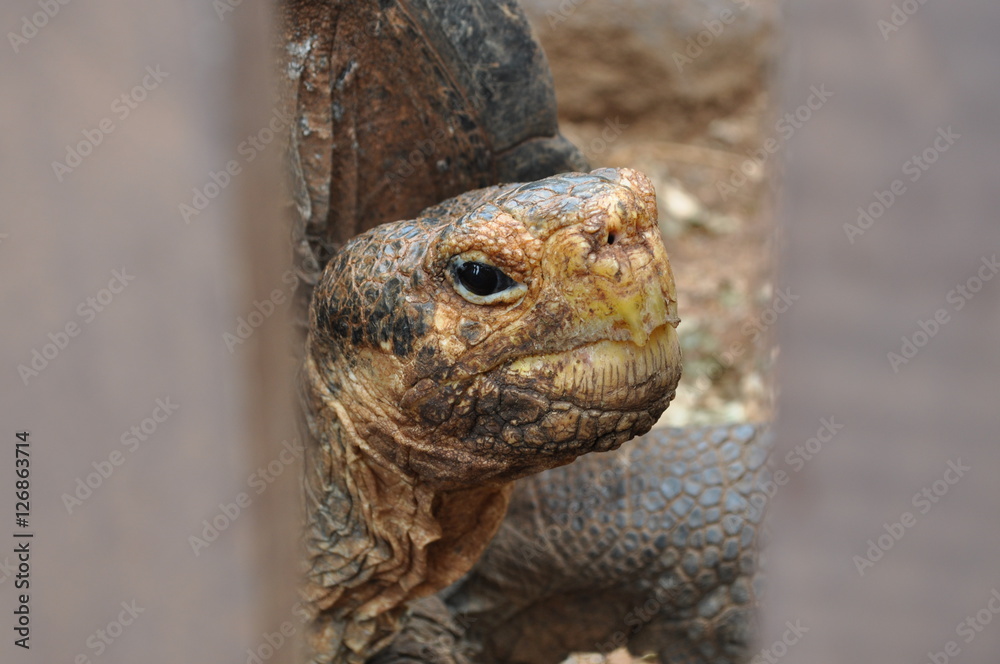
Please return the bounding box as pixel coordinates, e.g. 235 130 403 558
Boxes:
306 168 681 488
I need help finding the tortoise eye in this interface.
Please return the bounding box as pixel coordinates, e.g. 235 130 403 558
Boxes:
449 256 526 305
454 261 515 296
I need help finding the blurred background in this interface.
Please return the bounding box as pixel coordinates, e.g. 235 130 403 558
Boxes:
1 0 998 662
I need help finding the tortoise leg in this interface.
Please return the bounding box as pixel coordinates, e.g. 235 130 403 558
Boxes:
442 425 774 664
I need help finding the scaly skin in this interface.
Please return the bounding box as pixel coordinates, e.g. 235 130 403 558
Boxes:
443 424 773 664
301 168 682 663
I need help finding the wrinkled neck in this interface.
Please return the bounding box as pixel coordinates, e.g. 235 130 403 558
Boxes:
300 354 512 664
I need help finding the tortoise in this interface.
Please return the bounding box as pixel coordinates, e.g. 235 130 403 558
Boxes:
278 2 773 663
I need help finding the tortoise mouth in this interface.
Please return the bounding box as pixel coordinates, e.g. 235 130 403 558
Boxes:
500 323 681 410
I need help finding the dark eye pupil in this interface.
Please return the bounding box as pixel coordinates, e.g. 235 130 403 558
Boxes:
455 261 514 296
